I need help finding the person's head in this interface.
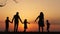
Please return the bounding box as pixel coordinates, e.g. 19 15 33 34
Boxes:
46 20 48 23
6 17 9 20
16 12 19 15
24 19 27 21
40 12 43 14
40 12 43 16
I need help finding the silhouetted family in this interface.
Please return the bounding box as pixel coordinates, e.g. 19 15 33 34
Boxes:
5 12 50 32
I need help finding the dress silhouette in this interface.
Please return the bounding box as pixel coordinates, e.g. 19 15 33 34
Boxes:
5 17 11 32
46 20 50 32
12 12 23 32
23 19 30 32
35 12 44 32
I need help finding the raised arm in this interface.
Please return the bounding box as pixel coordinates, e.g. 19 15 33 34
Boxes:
12 16 15 23
35 16 39 22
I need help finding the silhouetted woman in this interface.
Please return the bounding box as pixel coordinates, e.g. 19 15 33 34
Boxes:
35 12 44 32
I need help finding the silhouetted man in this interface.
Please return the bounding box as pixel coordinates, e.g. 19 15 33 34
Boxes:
35 12 44 32
46 20 50 32
5 17 11 32
12 12 23 32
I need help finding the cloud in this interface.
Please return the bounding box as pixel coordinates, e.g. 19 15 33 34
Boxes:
13 0 18 3
0 0 7 7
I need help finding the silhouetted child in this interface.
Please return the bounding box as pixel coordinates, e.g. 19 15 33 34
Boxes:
23 19 30 32
46 20 50 32
5 17 11 32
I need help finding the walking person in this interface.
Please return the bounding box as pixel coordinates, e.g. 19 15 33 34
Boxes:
46 20 50 32
23 19 30 32
5 17 11 32
12 12 23 32
35 12 44 32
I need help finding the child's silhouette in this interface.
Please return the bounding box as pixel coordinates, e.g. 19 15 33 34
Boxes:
46 20 50 32
23 19 30 32
5 17 11 32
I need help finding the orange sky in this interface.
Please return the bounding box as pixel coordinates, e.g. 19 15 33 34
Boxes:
0 0 60 32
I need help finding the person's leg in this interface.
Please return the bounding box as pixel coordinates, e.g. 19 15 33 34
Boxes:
5 23 7 32
38 25 40 32
47 26 49 32
5 25 7 32
7 25 9 32
16 23 18 32
25 29 27 32
6 27 8 32
46 27 48 32
42 27 43 32
6 25 8 32
14 23 16 32
24 28 26 32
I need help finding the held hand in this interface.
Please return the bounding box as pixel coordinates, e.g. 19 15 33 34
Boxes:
28 23 30 24
11 22 13 23
34 21 37 23
35 20 36 22
22 22 24 24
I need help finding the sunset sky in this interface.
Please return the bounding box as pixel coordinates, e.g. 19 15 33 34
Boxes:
0 0 60 32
